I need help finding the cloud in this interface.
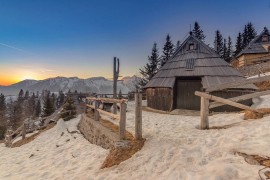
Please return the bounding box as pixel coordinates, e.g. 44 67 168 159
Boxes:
0 42 26 53
39 68 56 73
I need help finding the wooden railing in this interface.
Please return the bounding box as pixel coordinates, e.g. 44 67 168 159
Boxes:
195 75 270 129
86 93 143 140
5 122 26 147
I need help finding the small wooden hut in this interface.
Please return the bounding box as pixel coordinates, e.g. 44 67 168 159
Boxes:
232 27 270 67
144 33 257 111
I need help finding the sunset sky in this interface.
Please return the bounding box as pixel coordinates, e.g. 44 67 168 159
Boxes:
0 0 269 85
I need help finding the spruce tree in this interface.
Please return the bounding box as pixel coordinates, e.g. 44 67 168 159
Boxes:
242 25 249 49
18 89 24 102
192 21 206 41
234 32 243 56
139 42 160 87
226 36 233 62
0 94 6 139
0 93 6 118
58 90 65 108
160 34 174 67
35 99 41 117
60 96 76 121
221 38 227 60
42 94 54 117
246 22 257 44
214 30 223 56
176 40 181 48
24 90 29 100
26 93 36 117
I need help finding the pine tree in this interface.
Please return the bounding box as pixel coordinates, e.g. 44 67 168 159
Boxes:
214 30 223 56
12 101 23 130
35 99 41 117
192 21 206 41
0 93 6 118
26 93 36 117
18 89 24 102
60 96 76 121
221 38 227 60
42 93 54 117
226 36 233 62
58 90 65 108
139 42 160 87
246 22 257 44
234 32 243 56
242 25 249 49
160 34 174 67
176 40 181 48
51 93 56 111
0 94 6 139
24 90 29 100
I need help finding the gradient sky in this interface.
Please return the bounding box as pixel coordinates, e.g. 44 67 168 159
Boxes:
0 0 270 85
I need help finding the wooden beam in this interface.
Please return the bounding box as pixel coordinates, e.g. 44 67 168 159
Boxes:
97 109 120 120
135 93 142 139
86 104 95 109
94 101 100 121
200 97 209 130
206 75 270 92
119 103 127 140
22 123 26 140
195 91 260 113
209 90 270 109
86 97 127 104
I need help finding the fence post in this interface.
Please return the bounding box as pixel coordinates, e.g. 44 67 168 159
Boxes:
201 97 209 129
22 123 26 140
135 93 142 140
94 100 100 121
119 102 127 140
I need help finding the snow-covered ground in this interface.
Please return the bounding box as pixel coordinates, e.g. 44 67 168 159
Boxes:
1 96 270 180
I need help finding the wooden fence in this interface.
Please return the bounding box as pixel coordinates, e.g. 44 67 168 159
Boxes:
5 122 26 147
195 75 270 129
86 93 143 140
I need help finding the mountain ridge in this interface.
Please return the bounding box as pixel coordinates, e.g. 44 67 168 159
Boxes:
0 76 140 96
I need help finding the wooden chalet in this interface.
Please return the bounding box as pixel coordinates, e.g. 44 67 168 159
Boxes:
144 32 257 112
232 27 270 67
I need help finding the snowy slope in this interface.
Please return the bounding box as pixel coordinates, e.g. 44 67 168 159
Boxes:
0 76 139 95
0 96 270 179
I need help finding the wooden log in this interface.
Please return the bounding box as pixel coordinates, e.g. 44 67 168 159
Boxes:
209 90 270 109
206 75 270 92
195 91 260 113
86 97 127 104
5 134 12 147
135 93 142 139
200 97 209 130
86 104 95 109
97 109 120 120
94 101 100 121
119 103 127 140
22 123 26 140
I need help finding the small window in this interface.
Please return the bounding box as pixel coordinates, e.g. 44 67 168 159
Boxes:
189 44 195 50
262 35 268 42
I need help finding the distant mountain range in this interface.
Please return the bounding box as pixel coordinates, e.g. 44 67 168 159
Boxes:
0 76 141 96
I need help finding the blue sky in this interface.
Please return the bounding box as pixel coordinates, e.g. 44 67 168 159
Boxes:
0 0 270 85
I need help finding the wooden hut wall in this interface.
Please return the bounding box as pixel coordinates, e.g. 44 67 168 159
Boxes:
146 88 173 111
210 89 254 112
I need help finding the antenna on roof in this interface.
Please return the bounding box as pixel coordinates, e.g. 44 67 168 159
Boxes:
189 24 192 35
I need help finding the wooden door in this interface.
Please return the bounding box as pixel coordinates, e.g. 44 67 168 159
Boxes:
176 79 202 110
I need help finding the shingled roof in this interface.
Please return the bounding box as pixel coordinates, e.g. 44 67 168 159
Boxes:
236 27 270 57
145 33 257 90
